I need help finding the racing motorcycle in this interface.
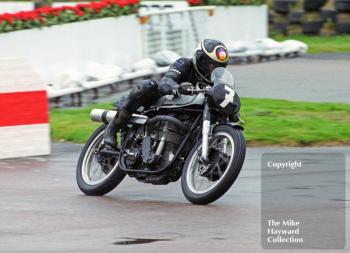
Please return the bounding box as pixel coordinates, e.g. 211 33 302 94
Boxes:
76 67 246 205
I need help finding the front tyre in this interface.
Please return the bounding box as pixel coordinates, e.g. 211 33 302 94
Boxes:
76 124 126 196
181 125 246 205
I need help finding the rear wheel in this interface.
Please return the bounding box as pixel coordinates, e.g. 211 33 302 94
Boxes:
76 125 126 196
181 125 246 205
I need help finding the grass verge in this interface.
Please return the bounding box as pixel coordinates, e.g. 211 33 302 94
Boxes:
50 98 350 147
273 34 350 54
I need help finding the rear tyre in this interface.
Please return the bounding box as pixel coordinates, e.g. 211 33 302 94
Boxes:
76 125 126 196
181 125 246 205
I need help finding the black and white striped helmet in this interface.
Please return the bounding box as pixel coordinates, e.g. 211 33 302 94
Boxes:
193 39 229 81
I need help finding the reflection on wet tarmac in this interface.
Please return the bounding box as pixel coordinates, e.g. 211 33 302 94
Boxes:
114 238 171 245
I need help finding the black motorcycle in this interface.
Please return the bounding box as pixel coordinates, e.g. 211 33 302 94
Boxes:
76 67 246 204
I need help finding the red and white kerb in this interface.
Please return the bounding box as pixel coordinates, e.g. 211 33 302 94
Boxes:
0 58 50 159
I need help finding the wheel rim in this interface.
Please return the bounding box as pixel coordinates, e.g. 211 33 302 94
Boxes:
81 131 119 186
186 131 235 194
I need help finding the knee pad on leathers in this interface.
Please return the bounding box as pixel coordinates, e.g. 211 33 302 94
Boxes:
123 79 161 112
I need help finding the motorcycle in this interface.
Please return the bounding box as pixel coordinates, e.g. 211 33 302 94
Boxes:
76 67 246 205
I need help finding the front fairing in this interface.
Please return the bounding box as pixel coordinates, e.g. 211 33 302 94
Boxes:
206 68 240 116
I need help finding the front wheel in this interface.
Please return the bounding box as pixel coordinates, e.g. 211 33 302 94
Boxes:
76 124 126 196
181 125 246 205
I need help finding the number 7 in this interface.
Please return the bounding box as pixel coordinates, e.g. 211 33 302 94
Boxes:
220 85 235 108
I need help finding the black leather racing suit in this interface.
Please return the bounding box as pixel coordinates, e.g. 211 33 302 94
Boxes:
119 57 211 113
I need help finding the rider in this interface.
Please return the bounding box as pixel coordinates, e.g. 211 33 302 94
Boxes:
104 38 229 148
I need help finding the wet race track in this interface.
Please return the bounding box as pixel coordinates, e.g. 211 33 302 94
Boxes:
231 53 350 104
1 54 350 252
1 143 349 253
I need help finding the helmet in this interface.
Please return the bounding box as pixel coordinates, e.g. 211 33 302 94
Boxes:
193 39 229 81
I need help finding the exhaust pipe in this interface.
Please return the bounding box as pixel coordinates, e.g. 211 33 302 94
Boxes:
90 109 187 130
90 109 148 125
90 109 117 123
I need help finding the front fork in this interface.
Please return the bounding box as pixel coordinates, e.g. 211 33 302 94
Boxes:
201 102 211 163
201 102 229 163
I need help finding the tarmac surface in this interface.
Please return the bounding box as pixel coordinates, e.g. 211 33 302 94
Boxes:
0 143 349 252
2 53 350 252
231 53 350 104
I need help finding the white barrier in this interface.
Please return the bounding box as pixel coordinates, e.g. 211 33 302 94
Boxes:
206 5 268 44
140 5 268 57
0 58 50 159
140 6 214 57
0 2 33 13
0 5 267 86
0 15 143 85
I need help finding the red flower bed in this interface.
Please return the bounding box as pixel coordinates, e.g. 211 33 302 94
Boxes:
187 0 202 6
0 0 139 33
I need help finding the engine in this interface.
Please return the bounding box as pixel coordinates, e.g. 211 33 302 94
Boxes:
124 114 191 185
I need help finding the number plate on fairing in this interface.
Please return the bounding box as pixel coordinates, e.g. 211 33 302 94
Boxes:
206 83 240 116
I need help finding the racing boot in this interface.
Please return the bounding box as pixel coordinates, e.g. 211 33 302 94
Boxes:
103 108 131 148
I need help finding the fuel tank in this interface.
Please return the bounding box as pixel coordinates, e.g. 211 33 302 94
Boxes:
153 93 205 109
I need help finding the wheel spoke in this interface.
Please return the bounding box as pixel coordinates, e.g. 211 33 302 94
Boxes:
219 153 230 164
81 132 118 186
215 164 223 177
186 131 235 195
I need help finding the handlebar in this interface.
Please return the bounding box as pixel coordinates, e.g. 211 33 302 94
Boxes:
178 82 210 95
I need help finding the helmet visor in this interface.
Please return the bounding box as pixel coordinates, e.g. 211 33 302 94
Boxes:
195 47 228 79
199 57 227 76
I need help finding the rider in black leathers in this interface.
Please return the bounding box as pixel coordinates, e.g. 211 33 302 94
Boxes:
104 39 229 147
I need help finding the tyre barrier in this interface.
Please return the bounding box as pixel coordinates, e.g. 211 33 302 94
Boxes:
287 24 303 35
335 0 350 12
273 0 297 14
320 9 337 22
288 11 304 24
302 20 324 34
0 58 50 159
304 0 327 11
273 23 289 34
269 11 275 24
336 12 350 33
270 0 350 34
335 21 350 33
